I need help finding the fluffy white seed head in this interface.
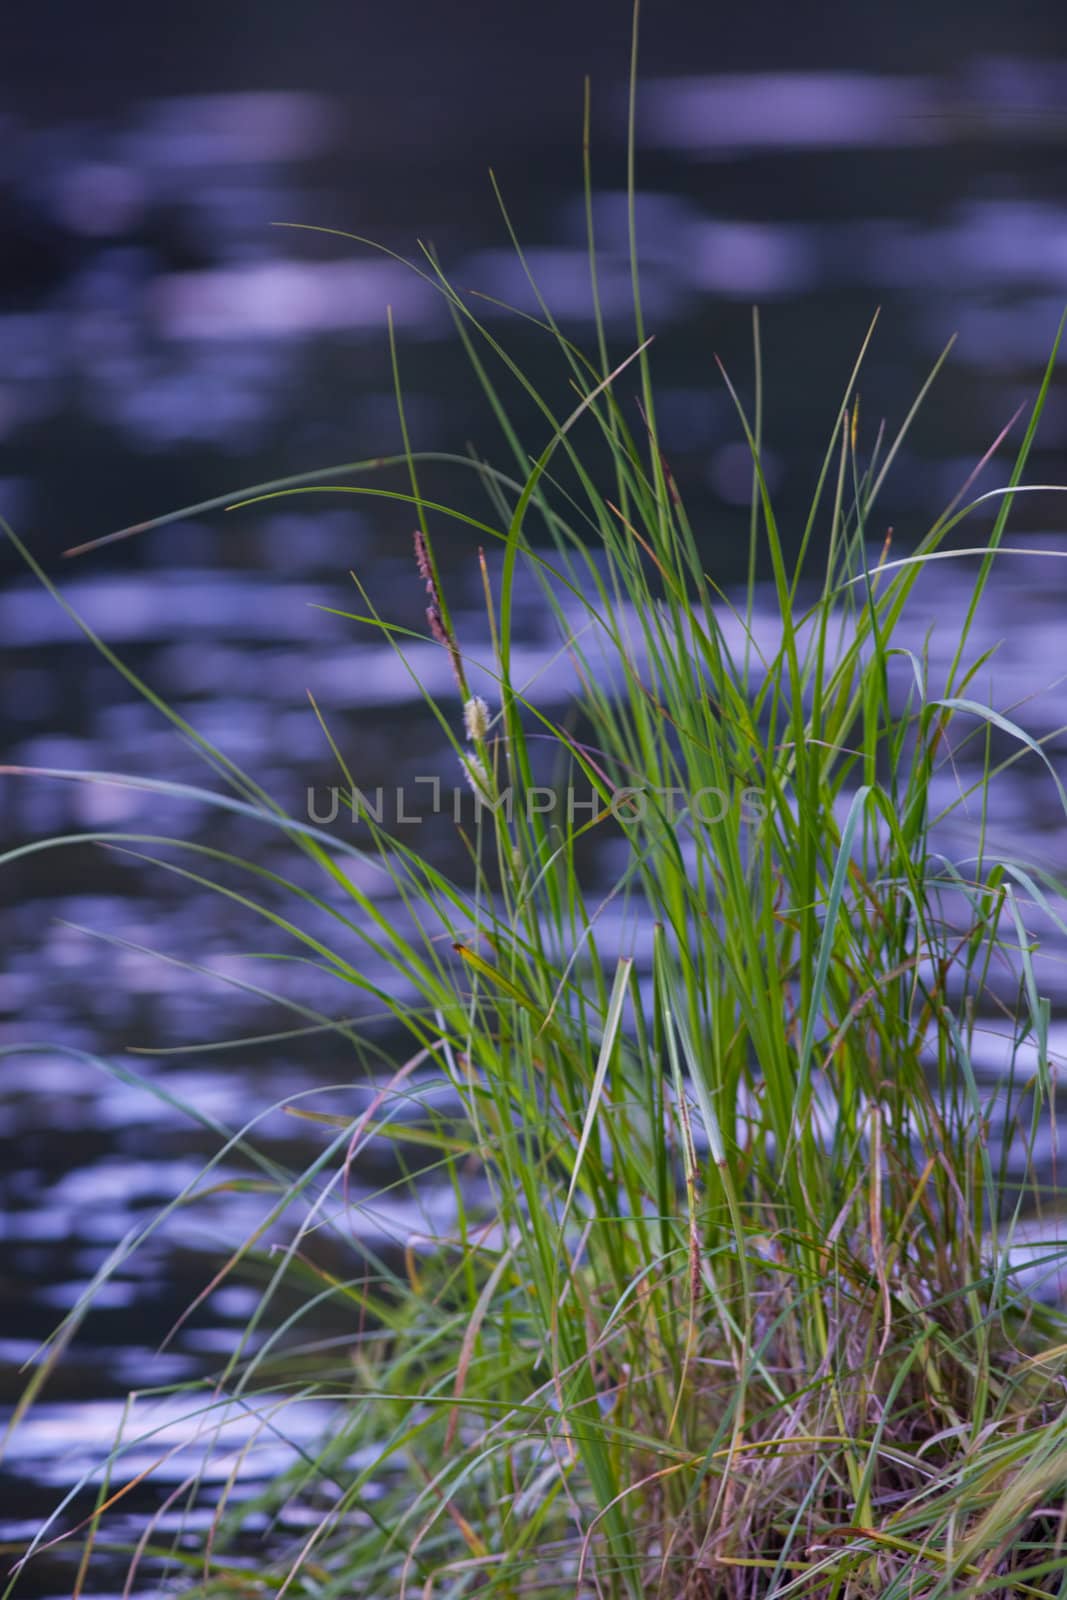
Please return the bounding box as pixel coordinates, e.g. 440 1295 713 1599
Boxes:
461 753 494 807
463 695 491 743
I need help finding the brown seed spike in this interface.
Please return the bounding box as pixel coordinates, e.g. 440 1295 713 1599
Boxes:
414 529 435 595
426 605 465 695
416 532 464 693
426 603 449 649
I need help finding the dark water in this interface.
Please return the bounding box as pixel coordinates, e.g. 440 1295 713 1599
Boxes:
4 3 1067 1591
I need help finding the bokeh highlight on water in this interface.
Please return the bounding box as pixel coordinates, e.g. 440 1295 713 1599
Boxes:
3 5 1067 1589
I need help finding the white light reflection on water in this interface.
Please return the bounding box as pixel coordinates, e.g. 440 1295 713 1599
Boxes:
5 1392 340 1488
152 257 444 341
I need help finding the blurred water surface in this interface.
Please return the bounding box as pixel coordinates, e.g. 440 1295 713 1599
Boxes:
3 3 1067 1589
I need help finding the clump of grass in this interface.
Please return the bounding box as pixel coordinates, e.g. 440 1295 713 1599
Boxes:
7 42 1067 1600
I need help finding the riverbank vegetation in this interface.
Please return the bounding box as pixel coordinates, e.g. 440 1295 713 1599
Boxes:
7 30 1067 1600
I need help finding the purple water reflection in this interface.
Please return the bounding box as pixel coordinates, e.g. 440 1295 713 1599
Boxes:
4 19 1067 1589
645 71 937 154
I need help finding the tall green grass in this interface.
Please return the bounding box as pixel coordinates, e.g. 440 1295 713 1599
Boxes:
7 47 1067 1600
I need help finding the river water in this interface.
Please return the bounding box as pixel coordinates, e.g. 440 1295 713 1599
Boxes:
3 5 1067 1592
